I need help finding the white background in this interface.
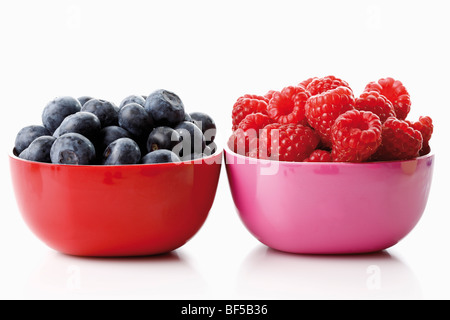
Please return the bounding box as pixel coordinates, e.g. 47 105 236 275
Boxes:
1 0 449 300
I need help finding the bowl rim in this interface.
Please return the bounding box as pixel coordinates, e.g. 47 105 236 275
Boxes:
9 147 223 168
224 145 434 166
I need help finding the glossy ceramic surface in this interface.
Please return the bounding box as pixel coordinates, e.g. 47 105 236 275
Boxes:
10 151 222 257
225 147 434 254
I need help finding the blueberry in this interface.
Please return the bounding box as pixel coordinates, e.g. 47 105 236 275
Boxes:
174 121 206 157
42 96 82 134
119 95 146 109
18 149 29 160
146 126 180 153
14 125 51 155
81 99 118 128
184 113 193 122
144 89 185 127
206 141 217 154
141 149 181 164
53 112 101 140
50 133 96 165
102 138 141 165
203 145 213 156
78 96 94 106
94 125 132 157
52 125 61 138
180 152 207 161
118 103 154 138
189 112 216 144
19 136 56 163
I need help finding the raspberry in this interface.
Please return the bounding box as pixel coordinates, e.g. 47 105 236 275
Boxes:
373 117 423 161
264 90 277 102
267 86 310 125
355 91 396 123
231 95 268 131
247 147 260 159
305 86 355 148
406 116 433 156
304 149 332 162
228 113 271 156
259 123 320 162
298 77 318 90
306 75 353 96
240 94 270 104
364 77 411 120
331 109 382 162
227 128 258 156
238 112 273 133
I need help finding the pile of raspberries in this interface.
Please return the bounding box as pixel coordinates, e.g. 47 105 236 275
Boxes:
228 76 433 162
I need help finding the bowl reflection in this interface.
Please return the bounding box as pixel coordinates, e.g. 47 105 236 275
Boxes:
24 251 206 299
237 245 421 299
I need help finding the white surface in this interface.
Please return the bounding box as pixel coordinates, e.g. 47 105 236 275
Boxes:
1 0 449 300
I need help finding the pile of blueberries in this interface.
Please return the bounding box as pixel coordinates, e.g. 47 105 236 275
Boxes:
14 89 217 165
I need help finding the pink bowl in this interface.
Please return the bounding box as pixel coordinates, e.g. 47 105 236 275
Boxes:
225 147 434 254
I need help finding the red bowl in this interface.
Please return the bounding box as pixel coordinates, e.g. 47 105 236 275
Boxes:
9 150 222 257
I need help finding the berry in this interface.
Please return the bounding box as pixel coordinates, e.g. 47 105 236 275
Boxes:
141 149 181 164
81 98 119 128
207 141 217 154
305 86 355 147
94 125 132 158
19 136 56 163
119 95 146 109
306 75 352 96
239 94 269 104
373 117 423 161
259 123 320 162
267 86 310 125
406 116 433 156
189 112 216 144
264 90 277 101
180 151 208 161
355 91 396 123
227 128 259 156
304 149 332 162
14 89 211 166
42 96 82 134
203 144 215 156
331 109 382 162
54 111 101 140
174 121 206 157
50 133 96 165
238 113 273 133
229 113 271 157
364 77 411 120
102 137 141 165
183 113 193 122
147 126 181 152
144 89 185 127
14 125 51 155
231 95 268 130
298 77 317 90
118 103 154 138
247 147 260 159
78 96 94 106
